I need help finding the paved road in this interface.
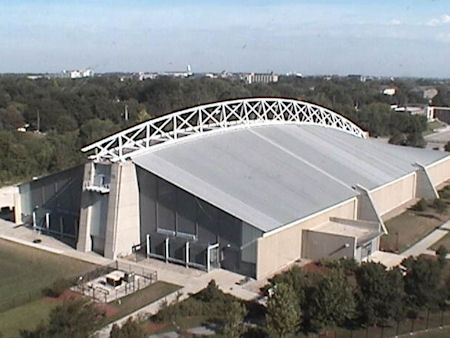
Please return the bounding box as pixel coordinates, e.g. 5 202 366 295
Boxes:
425 124 450 143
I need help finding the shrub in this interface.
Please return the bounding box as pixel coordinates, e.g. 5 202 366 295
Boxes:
436 245 448 267
411 199 428 212
432 198 448 214
42 278 74 298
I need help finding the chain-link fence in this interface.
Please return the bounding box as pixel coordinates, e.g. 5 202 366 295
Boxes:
71 260 158 303
312 310 450 338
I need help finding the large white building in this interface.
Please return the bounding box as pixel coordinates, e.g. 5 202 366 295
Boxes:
243 72 279 84
14 98 450 279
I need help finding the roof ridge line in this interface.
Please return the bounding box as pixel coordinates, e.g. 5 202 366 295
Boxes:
249 128 354 192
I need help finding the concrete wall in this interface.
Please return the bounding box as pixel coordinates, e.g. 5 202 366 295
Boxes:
370 173 416 216
255 198 357 280
0 186 18 209
427 157 450 187
77 162 94 252
104 162 141 259
302 230 355 261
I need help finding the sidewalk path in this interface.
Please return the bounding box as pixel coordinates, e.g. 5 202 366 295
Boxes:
401 220 450 258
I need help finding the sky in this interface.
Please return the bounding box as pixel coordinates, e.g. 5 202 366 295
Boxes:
0 0 449 77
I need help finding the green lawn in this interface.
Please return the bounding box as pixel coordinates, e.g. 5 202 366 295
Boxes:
0 239 97 336
107 281 181 323
413 326 450 338
381 191 450 253
431 232 450 251
0 298 57 338
424 120 446 136
0 239 96 312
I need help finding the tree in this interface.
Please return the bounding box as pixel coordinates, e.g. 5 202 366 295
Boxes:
355 262 405 326
432 198 448 214
266 282 300 337
110 317 146 338
406 132 427 148
403 256 442 309
445 141 450 152
436 245 448 268
220 301 247 338
388 133 407 146
267 266 307 307
303 270 355 331
20 298 104 338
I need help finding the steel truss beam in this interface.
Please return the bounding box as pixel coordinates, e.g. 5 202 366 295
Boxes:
82 98 366 162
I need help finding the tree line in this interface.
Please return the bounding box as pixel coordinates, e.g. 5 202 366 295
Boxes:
1 75 448 185
265 252 449 337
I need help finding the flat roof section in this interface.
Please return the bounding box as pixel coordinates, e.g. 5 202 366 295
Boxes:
132 124 449 233
311 220 380 246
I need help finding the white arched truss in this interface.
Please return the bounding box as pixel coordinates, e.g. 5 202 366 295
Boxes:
82 98 366 162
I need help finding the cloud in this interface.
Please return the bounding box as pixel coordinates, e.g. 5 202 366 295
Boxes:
427 14 450 26
390 18 402 25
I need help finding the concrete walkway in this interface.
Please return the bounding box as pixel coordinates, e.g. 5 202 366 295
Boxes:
401 220 450 258
0 218 112 266
96 259 260 337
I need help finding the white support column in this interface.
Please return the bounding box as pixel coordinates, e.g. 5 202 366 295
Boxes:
32 211 36 229
165 237 169 263
45 212 50 232
185 241 190 267
206 246 210 272
146 234 150 258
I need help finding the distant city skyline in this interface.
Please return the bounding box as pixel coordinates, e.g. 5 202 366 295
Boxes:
1 0 449 77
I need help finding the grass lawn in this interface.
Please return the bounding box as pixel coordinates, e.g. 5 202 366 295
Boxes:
106 281 181 323
413 326 450 338
0 298 57 338
381 190 450 253
0 239 97 336
0 239 96 312
424 120 446 136
431 232 450 251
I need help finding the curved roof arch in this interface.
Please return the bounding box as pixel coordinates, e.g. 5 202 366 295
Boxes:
82 97 366 162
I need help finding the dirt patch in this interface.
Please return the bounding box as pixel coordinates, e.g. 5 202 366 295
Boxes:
95 303 119 318
44 289 118 317
44 289 82 303
302 262 328 274
147 321 168 333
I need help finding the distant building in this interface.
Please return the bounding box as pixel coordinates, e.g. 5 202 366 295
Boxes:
138 72 158 81
62 68 94 79
382 87 396 96
160 65 193 78
242 72 279 84
347 74 367 82
391 104 431 120
428 106 450 123
423 88 438 100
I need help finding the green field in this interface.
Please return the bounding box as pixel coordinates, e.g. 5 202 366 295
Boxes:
0 239 96 336
0 239 96 312
0 298 57 337
107 281 181 323
381 189 450 253
431 232 450 251
0 239 181 337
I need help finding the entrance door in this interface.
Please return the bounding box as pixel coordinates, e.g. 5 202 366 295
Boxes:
207 243 220 271
361 242 372 260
